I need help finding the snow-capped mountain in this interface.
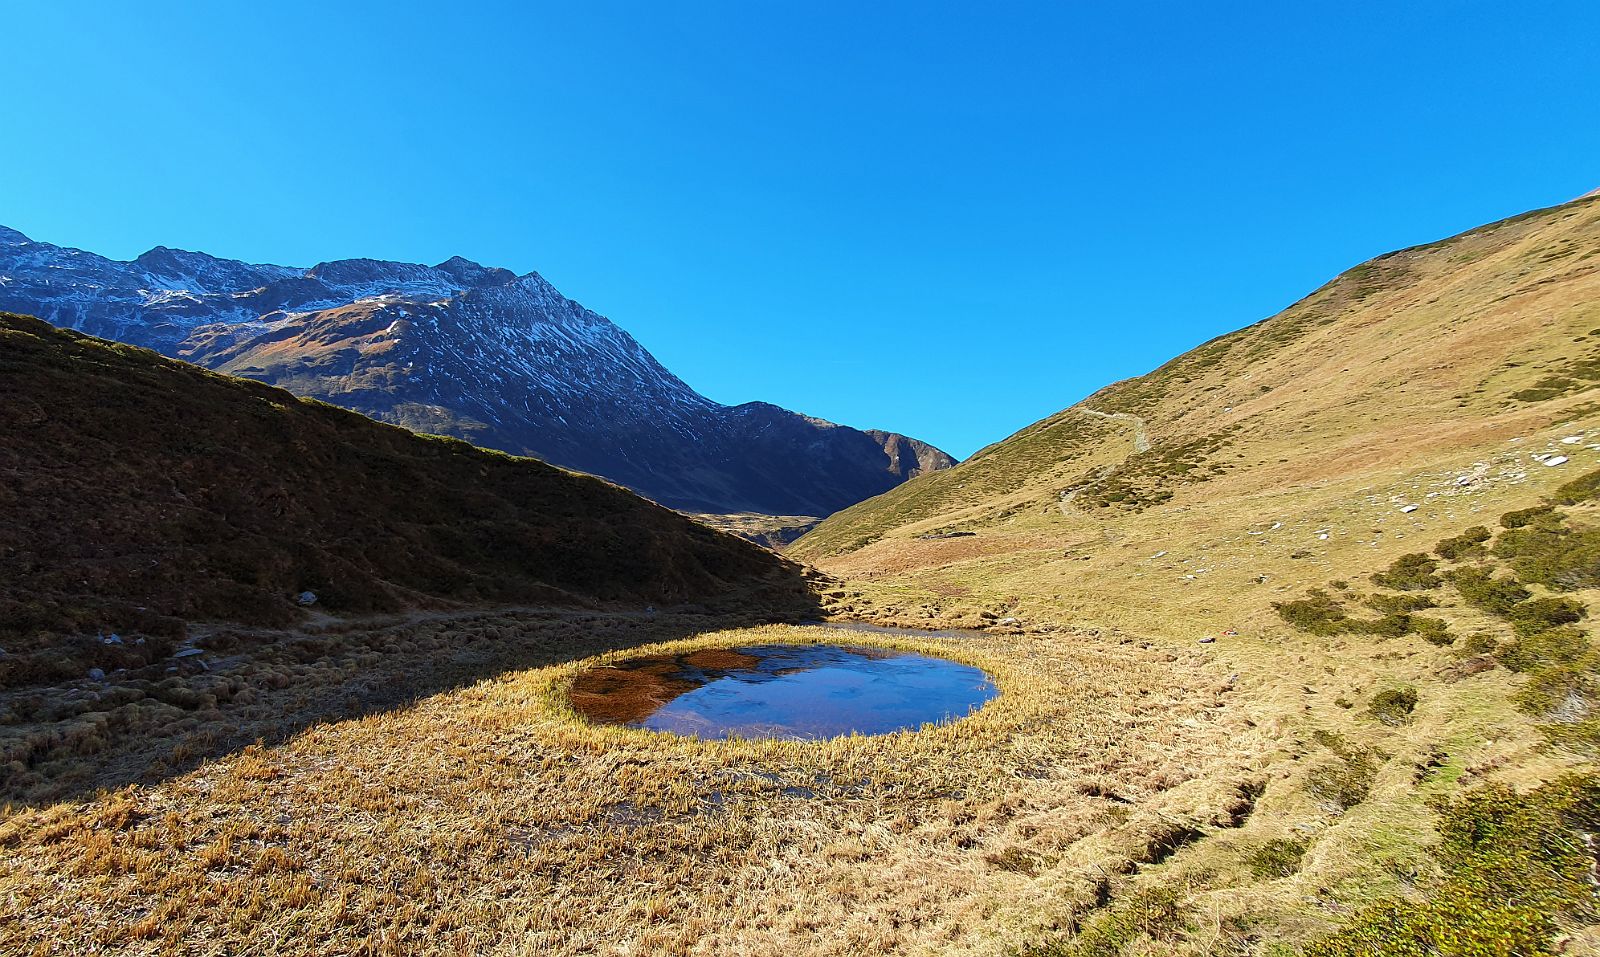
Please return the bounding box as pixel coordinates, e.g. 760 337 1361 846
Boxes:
0 225 954 516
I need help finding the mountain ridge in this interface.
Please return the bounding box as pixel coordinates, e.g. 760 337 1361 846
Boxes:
0 226 954 517
0 311 815 668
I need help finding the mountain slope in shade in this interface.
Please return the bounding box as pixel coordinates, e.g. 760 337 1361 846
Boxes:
0 227 954 516
0 312 814 662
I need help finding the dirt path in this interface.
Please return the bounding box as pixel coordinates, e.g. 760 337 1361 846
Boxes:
1078 406 1151 453
1058 407 1151 515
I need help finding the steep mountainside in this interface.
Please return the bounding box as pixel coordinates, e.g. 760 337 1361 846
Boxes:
0 313 813 679
785 194 1600 954
0 227 953 516
794 193 1600 564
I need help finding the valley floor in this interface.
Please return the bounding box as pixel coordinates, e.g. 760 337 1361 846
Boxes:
4 426 1599 955
4 621 1257 956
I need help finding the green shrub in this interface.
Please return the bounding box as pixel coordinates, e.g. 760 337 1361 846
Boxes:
1246 837 1308 879
1371 553 1442 591
1278 589 1455 642
1412 616 1455 646
1495 627 1594 674
1306 775 1600 957
1361 613 1416 638
1274 590 1351 635
1435 525 1491 561
1500 505 1558 529
1552 466 1600 506
1364 593 1437 614
1369 686 1419 726
1494 519 1600 591
1507 597 1587 637
1513 665 1596 722
1446 566 1532 617
1306 733 1380 811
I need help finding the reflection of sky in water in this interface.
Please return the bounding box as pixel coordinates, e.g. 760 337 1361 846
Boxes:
603 645 997 740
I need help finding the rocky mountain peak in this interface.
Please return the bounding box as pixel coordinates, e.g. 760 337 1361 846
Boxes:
0 225 956 517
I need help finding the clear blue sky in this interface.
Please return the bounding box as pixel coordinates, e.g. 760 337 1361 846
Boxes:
5 2 1598 458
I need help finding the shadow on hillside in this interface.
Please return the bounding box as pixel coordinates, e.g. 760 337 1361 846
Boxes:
2 580 826 811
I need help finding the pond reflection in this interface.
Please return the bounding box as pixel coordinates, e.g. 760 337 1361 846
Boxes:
569 644 998 740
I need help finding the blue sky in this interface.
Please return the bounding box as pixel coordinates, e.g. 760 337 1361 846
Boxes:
5 2 1598 458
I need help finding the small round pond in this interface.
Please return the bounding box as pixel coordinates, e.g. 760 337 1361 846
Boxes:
569 644 998 740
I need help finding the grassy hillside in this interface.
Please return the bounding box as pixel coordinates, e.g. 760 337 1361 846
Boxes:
785 194 1600 953
795 193 1600 562
0 312 810 684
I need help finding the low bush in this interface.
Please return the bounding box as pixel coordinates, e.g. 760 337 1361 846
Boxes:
1246 837 1308 879
1412 616 1455 646
1274 590 1351 635
1501 505 1558 529
1507 597 1587 638
1494 519 1600 591
1496 627 1595 674
1552 466 1600 506
1371 553 1442 591
1369 686 1419 726
1513 666 1596 723
1306 775 1600 957
1363 593 1436 614
1434 525 1491 561
1445 566 1531 617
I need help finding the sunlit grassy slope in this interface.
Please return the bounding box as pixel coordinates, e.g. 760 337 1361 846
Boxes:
783 193 1600 954
795 193 1600 569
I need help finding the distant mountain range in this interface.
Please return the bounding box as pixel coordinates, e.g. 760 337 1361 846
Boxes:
0 226 953 516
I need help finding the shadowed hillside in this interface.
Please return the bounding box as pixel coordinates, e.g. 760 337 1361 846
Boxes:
0 313 815 686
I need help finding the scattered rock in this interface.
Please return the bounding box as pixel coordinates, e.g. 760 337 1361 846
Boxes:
1545 455 1569 467
997 617 1019 625
87 668 105 682
1400 504 1419 513
294 590 318 606
1198 636 1215 644
172 647 204 659
1561 436 1582 444
101 633 123 645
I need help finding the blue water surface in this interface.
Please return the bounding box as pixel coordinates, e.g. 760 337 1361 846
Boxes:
580 644 998 740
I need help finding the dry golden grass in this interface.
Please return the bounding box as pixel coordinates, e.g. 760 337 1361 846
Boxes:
2 624 1270 955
